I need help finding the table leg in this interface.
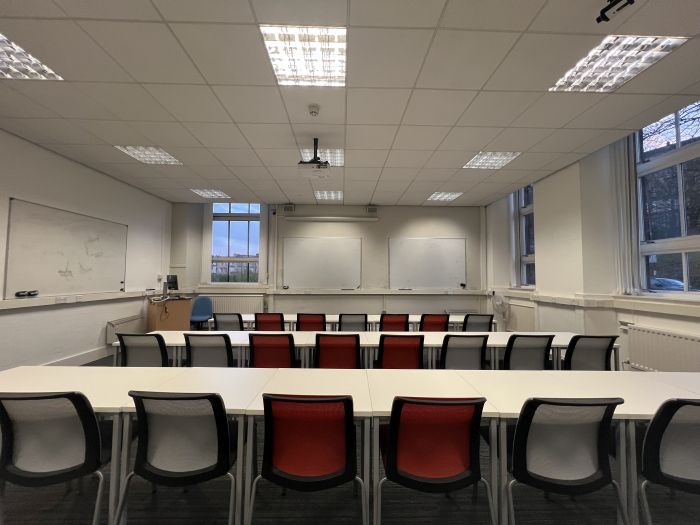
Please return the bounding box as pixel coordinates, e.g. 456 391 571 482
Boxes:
235 415 245 525
113 345 119 367
492 347 498 370
108 414 122 525
362 418 370 486
615 347 621 371
489 418 499 519
554 347 562 370
626 420 639 525
498 419 508 525
372 417 380 525
243 416 255 525
118 414 132 525
617 421 628 525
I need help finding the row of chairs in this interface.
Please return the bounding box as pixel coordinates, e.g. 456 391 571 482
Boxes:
1 391 697 524
212 312 495 332
116 333 617 371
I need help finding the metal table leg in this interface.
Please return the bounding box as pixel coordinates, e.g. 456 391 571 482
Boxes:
618 421 628 525
372 416 380 525
363 418 370 486
235 414 245 525
107 413 123 525
626 420 639 525
499 419 508 525
118 413 132 525
243 416 255 525
489 418 499 520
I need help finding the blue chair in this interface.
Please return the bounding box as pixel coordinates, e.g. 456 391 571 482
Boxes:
190 296 213 330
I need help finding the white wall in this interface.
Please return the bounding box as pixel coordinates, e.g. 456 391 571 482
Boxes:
486 196 512 289
169 203 203 289
0 130 171 368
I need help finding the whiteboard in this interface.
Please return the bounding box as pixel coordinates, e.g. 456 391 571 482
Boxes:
4 199 127 298
389 237 467 289
283 237 361 289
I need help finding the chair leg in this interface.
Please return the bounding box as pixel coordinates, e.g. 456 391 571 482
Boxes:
91 471 105 525
114 472 135 525
639 479 653 525
225 472 235 525
612 480 630 525
375 477 387 525
479 478 496 525
506 480 518 525
355 476 369 525
246 475 261 525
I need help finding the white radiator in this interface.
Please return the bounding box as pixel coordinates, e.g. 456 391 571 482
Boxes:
106 315 146 345
209 294 264 314
628 324 700 372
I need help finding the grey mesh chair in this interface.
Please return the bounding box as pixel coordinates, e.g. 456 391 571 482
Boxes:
184 333 235 367
563 335 618 371
439 335 489 370
463 314 494 332
0 392 106 525
503 334 554 370
115 391 237 524
213 313 244 331
639 399 700 525
116 333 169 367
507 397 628 525
339 313 368 332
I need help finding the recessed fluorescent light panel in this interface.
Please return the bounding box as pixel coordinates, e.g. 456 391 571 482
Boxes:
115 146 182 165
0 32 63 80
464 152 521 169
260 25 346 86
301 148 344 167
550 35 688 92
191 189 230 199
315 190 343 201
428 192 463 202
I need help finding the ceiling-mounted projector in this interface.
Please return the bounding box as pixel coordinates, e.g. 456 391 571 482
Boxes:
596 0 635 23
298 137 330 170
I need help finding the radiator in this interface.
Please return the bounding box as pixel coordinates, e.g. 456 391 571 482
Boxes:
627 324 700 372
106 315 146 345
209 294 264 314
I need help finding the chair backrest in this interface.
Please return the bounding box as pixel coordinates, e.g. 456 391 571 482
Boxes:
191 296 213 317
249 334 296 368
419 314 449 332
512 397 623 495
563 335 617 371
0 392 101 486
213 313 244 331
378 335 424 369
297 313 326 331
384 397 485 492
184 333 234 368
462 314 494 332
117 333 169 367
439 335 489 370
338 314 367 332
255 313 284 331
129 391 233 486
262 394 355 491
503 334 554 370
380 314 410 332
315 334 361 369
642 398 700 494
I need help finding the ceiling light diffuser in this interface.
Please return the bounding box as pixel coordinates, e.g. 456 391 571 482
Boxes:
315 190 343 201
0 32 63 80
301 148 344 167
115 146 182 165
191 189 230 199
550 35 688 92
464 152 521 169
428 192 463 202
260 25 346 87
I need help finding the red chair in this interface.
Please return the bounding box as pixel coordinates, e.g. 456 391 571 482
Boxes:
419 314 449 332
247 394 368 525
377 397 493 524
248 334 295 368
297 313 326 331
379 314 409 331
254 312 284 331
377 334 424 369
315 334 361 369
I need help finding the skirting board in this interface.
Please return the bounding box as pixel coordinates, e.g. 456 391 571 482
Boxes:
44 345 112 367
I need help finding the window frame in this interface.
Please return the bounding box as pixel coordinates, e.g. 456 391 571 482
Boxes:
512 186 535 288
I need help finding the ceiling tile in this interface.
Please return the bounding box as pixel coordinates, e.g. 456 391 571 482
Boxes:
293 124 345 148
0 0 66 16
280 87 346 124
210 148 262 166
425 150 473 169
448 168 492 184
439 126 503 151
417 30 519 90
347 28 433 88
505 152 560 170
575 130 633 155
170 24 275 85
617 0 700 37
9 82 117 119
347 88 411 125
345 167 382 181
566 94 667 129
268 166 306 180
483 169 545 184
398 193 431 205
152 0 255 22
256 149 300 167
403 90 477 126
485 33 602 91
512 93 605 128
214 86 288 124
54 0 161 19
73 83 174 121
620 95 698 131
73 119 149 145
415 168 457 181
0 83 58 118
374 180 409 192
379 167 419 181
129 121 200 147
441 0 546 31
370 192 400 205
529 0 645 34
2 117 103 145
458 91 541 127
486 128 555 151
541 153 584 172
345 149 389 167
392 126 449 150
145 85 229 123
48 144 139 165
252 0 347 25
239 123 297 148
79 21 203 83
231 166 272 181
192 165 235 178
349 0 446 27
184 123 248 148
528 128 602 153
346 125 397 149
165 147 222 166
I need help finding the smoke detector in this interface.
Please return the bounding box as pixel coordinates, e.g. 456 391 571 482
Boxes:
308 103 320 117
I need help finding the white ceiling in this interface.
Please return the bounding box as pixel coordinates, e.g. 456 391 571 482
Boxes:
1 0 700 206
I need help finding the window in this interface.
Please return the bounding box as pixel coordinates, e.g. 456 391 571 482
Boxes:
516 185 535 286
211 203 260 283
636 99 700 293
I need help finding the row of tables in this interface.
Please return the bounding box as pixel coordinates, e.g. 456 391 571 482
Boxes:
1 365 696 525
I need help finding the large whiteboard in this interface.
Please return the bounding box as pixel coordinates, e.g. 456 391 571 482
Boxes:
283 237 361 289
389 237 467 289
4 199 128 298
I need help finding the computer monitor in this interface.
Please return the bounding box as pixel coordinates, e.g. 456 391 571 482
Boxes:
166 274 179 291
